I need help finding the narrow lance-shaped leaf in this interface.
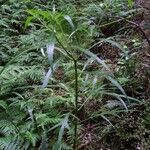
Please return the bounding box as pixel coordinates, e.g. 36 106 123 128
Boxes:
87 51 111 73
57 114 70 144
103 38 128 56
49 114 70 150
107 76 126 95
100 115 114 127
64 15 75 30
46 42 55 66
40 48 46 57
73 46 112 73
25 16 34 29
42 68 52 88
106 76 129 101
116 96 128 111
82 58 94 72
42 63 57 88
99 91 141 103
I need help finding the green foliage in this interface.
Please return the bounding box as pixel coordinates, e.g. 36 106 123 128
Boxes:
0 0 149 149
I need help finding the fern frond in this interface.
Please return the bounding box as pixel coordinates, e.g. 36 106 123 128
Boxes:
0 136 20 150
0 65 43 96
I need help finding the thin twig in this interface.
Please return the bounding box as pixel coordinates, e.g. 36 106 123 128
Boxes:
126 20 150 46
117 16 150 47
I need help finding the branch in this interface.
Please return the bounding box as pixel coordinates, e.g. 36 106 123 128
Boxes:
118 17 150 47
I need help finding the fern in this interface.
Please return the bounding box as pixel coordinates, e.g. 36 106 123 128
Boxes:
0 136 19 150
0 65 43 96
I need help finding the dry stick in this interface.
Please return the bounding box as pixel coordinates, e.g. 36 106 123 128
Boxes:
99 14 150 47
125 20 150 47
99 14 136 29
99 18 125 28
116 16 150 47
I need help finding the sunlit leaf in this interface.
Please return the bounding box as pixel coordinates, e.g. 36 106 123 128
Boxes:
46 42 55 65
106 76 127 98
25 16 34 29
57 114 70 144
40 48 46 57
42 68 52 88
116 96 128 111
64 15 75 30
127 0 134 7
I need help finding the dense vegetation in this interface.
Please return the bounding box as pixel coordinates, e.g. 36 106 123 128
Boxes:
0 0 149 149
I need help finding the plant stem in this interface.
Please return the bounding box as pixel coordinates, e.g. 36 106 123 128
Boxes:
55 36 79 149
73 60 78 150
55 36 75 61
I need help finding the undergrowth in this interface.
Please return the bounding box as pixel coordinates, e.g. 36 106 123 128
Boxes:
0 0 149 149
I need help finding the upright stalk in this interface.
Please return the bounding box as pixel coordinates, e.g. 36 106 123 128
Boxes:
56 36 79 150
73 59 78 150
